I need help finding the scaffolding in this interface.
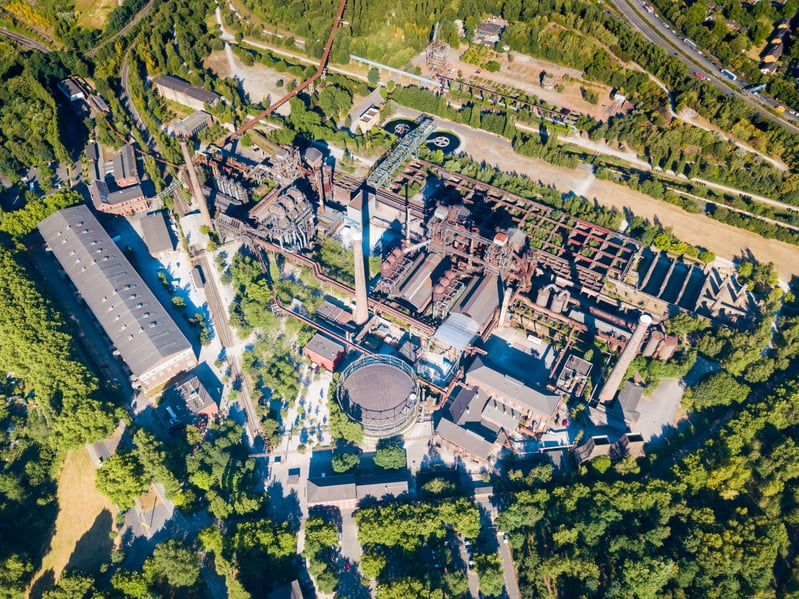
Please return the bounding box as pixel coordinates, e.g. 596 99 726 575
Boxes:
367 116 435 189
432 279 465 319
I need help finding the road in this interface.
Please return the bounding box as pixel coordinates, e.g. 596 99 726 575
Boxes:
610 0 799 134
0 27 50 52
119 53 155 148
86 0 157 58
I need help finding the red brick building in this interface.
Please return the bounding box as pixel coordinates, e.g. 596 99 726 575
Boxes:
303 333 345 371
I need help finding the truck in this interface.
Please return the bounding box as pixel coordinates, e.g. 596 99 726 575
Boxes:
748 83 767 93
776 105 786 113
720 69 737 81
683 38 698 50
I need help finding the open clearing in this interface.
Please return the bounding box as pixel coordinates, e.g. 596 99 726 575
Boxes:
75 0 115 29
205 49 292 115
30 448 115 596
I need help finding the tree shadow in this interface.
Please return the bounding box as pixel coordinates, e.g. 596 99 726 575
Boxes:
308 505 342 530
64 508 114 573
28 568 55 599
267 480 303 531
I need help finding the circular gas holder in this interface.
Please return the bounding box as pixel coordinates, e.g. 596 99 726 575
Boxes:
425 130 461 154
384 118 417 138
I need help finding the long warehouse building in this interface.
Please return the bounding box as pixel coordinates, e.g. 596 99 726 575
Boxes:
39 205 197 393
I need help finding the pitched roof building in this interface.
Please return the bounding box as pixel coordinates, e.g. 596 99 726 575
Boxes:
111 144 140 188
140 211 174 259
466 357 562 432
303 333 345 371
38 205 197 393
89 181 150 216
154 75 221 112
159 375 218 427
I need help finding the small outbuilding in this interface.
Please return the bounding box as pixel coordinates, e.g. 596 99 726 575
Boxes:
303 333 345 371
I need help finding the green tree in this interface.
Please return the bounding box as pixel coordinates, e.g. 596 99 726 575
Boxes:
332 450 360 473
95 453 148 509
374 443 406 470
361 549 386 579
111 570 151 599
421 477 457 497
145 539 200 588
474 553 505 597
42 570 94 599
690 372 750 409
368 67 380 85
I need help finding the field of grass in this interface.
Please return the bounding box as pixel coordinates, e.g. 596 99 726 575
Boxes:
74 0 116 30
29 448 116 597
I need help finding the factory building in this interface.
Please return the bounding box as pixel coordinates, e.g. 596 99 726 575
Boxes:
465 357 562 433
154 75 221 111
249 186 316 250
39 205 197 393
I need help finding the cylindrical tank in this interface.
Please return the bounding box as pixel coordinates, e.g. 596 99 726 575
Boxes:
433 284 446 303
445 269 457 282
392 247 404 259
642 330 664 358
381 261 394 278
550 289 570 314
536 285 552 309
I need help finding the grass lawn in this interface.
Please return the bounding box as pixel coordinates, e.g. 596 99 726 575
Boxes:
29 448 116 596
75 0 116 30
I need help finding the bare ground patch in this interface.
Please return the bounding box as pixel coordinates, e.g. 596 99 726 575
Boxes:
205 49 292 115
75 0 116 30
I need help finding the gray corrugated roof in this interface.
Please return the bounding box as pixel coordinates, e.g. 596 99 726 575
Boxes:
154 75 220 105
177 111 211 131
112 144 138 184
107 185 145 205
140 212 173 256
454 274 500 329
467 357 561 418
617 381 643 423
394 253 441 312
307 475 357 505
355 472 409 500
38 205 194 379
435 418 495 461
304 333 345 361
434 312 480 351
448 387 481 425
480 397 520 432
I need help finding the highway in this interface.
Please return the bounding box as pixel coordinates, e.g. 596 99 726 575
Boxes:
610 0 799 134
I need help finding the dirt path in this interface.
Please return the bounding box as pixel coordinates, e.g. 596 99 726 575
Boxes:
29 449 115 597
472 132 799 280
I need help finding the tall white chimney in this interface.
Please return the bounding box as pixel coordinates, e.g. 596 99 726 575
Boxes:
352 229 369 325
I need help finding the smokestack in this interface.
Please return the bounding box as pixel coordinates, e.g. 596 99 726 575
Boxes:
180 141 213 232
598 313 652 403
405 203 412 244
499 284 513 328
352 229 369 325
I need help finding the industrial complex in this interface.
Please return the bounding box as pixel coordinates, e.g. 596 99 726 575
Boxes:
154 113 756 466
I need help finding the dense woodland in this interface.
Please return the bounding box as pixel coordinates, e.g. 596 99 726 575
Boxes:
0 246 120 594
